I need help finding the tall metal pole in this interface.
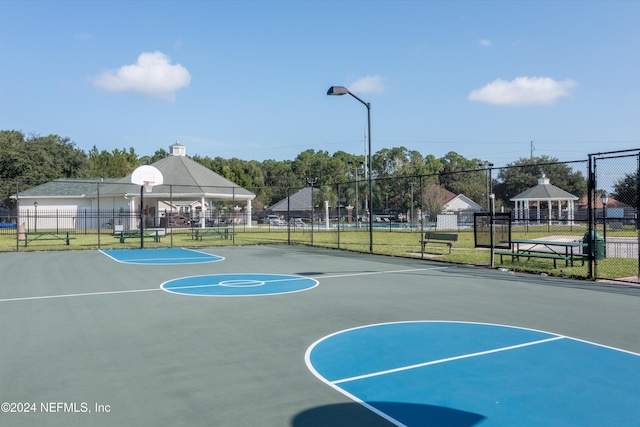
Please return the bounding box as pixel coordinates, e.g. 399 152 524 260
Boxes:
637 154 640 280
587 155 594 279
337 183 341 249
140 185 144 249
367 103 373 253
97 183 101 248
327 86 373 253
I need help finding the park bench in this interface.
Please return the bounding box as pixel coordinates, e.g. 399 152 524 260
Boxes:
419 232 458 254
23 231 76 246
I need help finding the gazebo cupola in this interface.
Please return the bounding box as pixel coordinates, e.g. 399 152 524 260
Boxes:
170 141 186 157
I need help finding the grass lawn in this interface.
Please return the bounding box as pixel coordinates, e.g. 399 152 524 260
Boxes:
0 225 635 281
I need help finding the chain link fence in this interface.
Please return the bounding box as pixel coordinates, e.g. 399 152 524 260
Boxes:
589 150 640 284
1 151 638 283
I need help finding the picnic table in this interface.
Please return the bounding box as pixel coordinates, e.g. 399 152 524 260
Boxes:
191 227 235 241
496 238 587 268
23 231 76 246
114 229 163 243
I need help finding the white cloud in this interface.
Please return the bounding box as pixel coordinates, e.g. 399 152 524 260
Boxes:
479 39 492 47
93 51 191 101
349 75 385 93
468 76 577 106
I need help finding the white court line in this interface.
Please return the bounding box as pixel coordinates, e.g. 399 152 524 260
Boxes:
0 287 160 303
332 336 565 385
0 266 449 303
121 256 218 262
318 266 449 280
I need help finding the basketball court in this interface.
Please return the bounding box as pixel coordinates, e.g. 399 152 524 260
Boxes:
1 245 639 426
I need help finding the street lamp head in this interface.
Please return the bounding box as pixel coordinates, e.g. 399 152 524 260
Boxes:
327 86 349 96
600 192 609 206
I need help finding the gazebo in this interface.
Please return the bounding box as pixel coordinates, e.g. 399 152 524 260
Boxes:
510 174 578 223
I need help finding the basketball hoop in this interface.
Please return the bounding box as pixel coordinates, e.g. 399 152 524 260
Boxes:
131 165 164 190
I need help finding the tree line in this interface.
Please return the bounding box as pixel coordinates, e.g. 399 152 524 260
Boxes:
3 130 631 216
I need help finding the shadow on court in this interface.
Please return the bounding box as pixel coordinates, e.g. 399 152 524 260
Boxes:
291 402 485 427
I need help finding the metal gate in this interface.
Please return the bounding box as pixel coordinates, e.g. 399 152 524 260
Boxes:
589 149 640 283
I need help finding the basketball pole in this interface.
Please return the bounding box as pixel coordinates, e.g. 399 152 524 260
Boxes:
140 185 144 249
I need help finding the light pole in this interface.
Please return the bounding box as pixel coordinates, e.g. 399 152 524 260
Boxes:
601 191 608 258
328 86 373 253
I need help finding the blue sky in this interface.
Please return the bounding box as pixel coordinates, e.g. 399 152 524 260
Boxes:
1 0 638 167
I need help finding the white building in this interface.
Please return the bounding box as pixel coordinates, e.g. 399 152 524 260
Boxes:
12 142 256 230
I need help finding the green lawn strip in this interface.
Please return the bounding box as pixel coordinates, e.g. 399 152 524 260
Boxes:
0 227 634 281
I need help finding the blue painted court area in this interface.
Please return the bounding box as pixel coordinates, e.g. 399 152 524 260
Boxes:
306 321 640 427
100 248 223 264
161 273 318 297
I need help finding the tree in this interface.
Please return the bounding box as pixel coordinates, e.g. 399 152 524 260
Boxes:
438 152 489 207
611 173 637 208
139 148 169 165
422 183 450 221
292 149 345 187
0 131 91 206
256 159 295 207
88 146 140 178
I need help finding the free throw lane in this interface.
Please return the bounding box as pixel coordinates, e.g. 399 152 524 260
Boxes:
100 248 223 264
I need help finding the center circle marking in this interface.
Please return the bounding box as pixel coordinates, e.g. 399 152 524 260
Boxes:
219 279 265 287
161 273 318 297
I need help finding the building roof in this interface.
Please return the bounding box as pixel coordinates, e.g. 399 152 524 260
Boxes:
14 178 118 198
268 187 315 211
577 193 631 209
444 194 484 211
12 144 255 201
95 151 255 200
510 175 578 201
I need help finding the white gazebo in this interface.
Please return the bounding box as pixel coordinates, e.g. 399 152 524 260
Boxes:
510 174 578 224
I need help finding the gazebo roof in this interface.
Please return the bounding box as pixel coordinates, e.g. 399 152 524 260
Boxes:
96 144 255 200
510 175 578 201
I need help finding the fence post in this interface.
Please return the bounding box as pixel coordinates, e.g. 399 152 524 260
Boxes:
15 179 20 252
636 154 640 279
337 183 341 249
587 155 595 280
97 183 101 248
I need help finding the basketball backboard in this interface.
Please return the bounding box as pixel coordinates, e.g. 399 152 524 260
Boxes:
131 165 164 192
